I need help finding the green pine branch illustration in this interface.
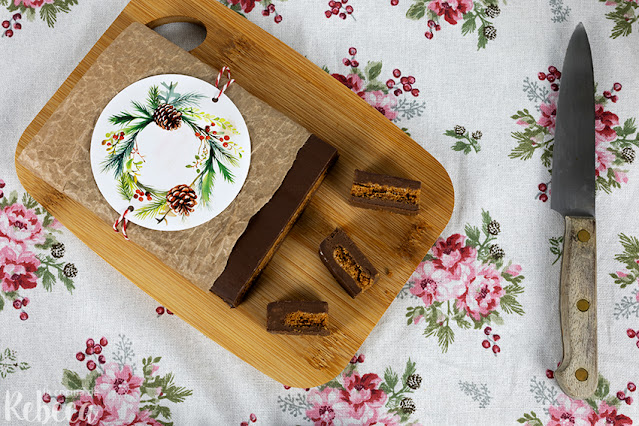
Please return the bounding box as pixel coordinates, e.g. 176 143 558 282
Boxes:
0 348 30 379
600 0 639 39
445 125 482 154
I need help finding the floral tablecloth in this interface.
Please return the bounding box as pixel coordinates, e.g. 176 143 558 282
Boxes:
2 0 639 425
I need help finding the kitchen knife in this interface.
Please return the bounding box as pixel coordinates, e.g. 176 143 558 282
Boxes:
551 23 597 400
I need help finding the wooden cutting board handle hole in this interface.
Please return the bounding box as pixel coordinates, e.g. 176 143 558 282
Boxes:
148 17 207 52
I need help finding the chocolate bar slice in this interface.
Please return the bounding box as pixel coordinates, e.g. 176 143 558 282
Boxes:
319 228 379 298
210 136 338 307
267 300 330 335
349 169 421 215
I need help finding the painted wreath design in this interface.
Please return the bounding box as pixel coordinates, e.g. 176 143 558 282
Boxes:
100 82 244 224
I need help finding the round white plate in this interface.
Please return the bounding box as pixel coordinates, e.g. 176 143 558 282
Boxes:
90 74 250 231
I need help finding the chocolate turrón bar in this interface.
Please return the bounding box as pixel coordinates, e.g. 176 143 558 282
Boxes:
319 228 379 298
349 169 421 215
210 136 338 307
267 300 330 335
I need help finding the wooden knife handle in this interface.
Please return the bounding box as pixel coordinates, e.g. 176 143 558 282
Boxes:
555 216 597 400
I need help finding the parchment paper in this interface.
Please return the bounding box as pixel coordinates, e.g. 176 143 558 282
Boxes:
18 22 310 291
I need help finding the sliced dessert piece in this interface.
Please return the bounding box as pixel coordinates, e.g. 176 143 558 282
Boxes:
319 228 379 298
349 169 421 215
211 136 338 307
267 300 330 335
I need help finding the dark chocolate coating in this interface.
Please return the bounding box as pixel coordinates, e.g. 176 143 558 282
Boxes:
350 169 421 214
267 300 330 335
319 228 379 298
210 136 338 307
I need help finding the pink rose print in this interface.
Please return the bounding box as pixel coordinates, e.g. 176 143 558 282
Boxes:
512 69 636 196
226 0 257 13
588 401 632 426
306 386 350 425
13 0 53 7
340 373 387 420
129 410 163 426
431 234 477 279
331 73 364 95
0 204 45 248
94 363 144 425
369 411 402 426
427 0 473 25
360 91 398 121
406 211 525 352
537 93 558 134
0 245 40 292
547 395 592 426
457 264 505 321
69 393 113 426
409 260 465 307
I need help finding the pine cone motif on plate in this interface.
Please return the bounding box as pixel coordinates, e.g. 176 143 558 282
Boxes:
166 184 198 216
485 4 500 18
153 103 183 131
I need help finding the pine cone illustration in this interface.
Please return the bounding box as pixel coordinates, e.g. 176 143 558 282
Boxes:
153 103 183 131
51 243 65 259
63 263 78 278
622 147 635 164
483 26 497 41
485 4 500 18
166 184 198 216
490 244 505 259
454 125 466 135
406 374 422 390
487 220 500 235
400 397 416 414
472 130 483 140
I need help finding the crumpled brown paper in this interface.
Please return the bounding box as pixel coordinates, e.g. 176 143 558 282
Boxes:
18 22 310 291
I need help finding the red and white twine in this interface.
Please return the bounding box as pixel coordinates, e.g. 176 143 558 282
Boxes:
113 206 133 240
212 66 235 102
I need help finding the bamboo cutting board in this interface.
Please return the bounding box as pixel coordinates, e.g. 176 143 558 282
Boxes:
15 0 454 387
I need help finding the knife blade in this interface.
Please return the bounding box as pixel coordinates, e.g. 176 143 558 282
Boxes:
551 22 597 400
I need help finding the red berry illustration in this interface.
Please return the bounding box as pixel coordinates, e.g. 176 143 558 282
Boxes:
613 82 622 91
156 306 165 315
407 76 416 84
332 8 339 14
0 180 4 188
425 31 434 39
98 355 106 364
627 329 636 338
393 89 402 96
427 19 436 28
546 74 556 83
350 356 357 364
349 47 357 56
351 60 359 68
76 352 85 362
386 79 395 89
86 338 95 348
274 15 282 23
22 297 29 307
19 312 28 320
100 337 108 347
540 194 548 202
268 4 275 12
493 334 500 341
223 142 229 148
403 84 412 92
482 340 491 349
324 10 332 18
391 0 399 5
392 68 401 78
13 13 21 20
345 5 353 13
411 89 419 97
546 369 554 379
262 9 270 16
12 299 22 309
626 396 633 405
492 345 500 354
618 391 627 401
167 309 174 315
358 354 365 363
435 24 441 31
551 83 559 92
548 65 557 74
554 71 561 79
56 395 65 404
93 345 102 355
538 183 547 192
1 20 9 28
636 340 639 349
250 413 257 422
628 382 636 392
5 29 13 38
42 393 51 403
87 360 96 371
13 23 21 30
611 95 618 103
86 346 94 355
484 326 492 335
283 385 291 389
538 72 546 81
343 58 351 66
400 76 408 84
241 422 248 426
603 91 612 99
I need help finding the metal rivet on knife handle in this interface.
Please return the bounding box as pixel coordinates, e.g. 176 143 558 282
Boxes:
577 230 590 242
575 368 589 382
577 299 590 312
